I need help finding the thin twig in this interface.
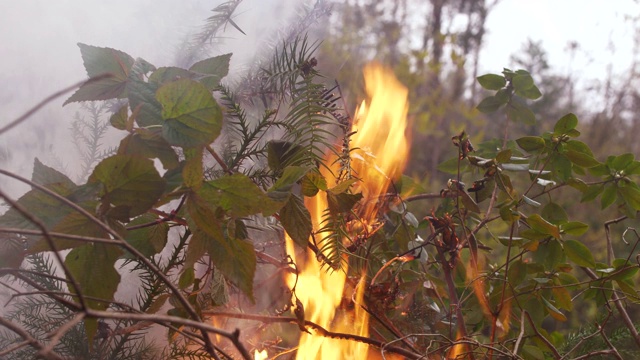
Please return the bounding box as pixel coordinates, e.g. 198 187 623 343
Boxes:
0 74 112 136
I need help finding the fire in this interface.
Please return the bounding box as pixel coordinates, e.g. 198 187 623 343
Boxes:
254 349 268 360
285 63 410 359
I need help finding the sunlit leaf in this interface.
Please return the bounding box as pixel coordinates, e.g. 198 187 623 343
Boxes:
280 194 312 248
301 171 328 197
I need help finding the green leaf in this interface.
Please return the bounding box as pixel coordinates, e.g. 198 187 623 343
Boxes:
518 85 542 100
516 136 545 152
124 214 169 258
89 155 166 217
507 101 536 125
542 296 567 321
32 158 76 191
565 150 599 168
149 67 196 85
301 171 328 197
541 202 568 225
128 79 163 127
179 267 195 289
109 104 129 130
117 128 179 170
561 221 588 236
527 214 560 238
600 184 617 209
182 147 204 189
64 43 134 105
581 184 604 203
619 185 640 210
65 243 122 342
191 229 256 301
476 74 506 90
495 149 512 163
271 166 313 193
553 113 578 134
436 157 462 174
476 95 503 113
611 153 635 171
563 240 596 268
615 279 640 303
521 344 545 360
189 53 232 90
202 174 281 217
280 194 312 248
157 79 223 148
611 259 639 281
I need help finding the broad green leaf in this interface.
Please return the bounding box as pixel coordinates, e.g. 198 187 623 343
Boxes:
563 240 596 268
611 153 635 171
182 147 204 189
149 67 195 85
202 174 282 217
267 140 304 171
157 79 222 148
565 150 599 168
109 104 129 130
124 214 169 258
65 243 122 342
128 79 163 127
527 214 560 238
189 53 232 90
521 344 545 360
588 164 611 176
301 171 328 197
507 260 527 286
541 296 567 321
327 191 363 215
518 85 542 100
495 149 512 163
32 158 76 191
476 95 503 113
626 160 640 175
565 140 594 157
561 221 588 236
516 136 545 152
280 194 312 248
26 210 110 253
541 202 568 225
581 184 604 203
619 185 640 210
615 279 640 303
512 73 534 91
507 101 536 125
191 229 256 301
436 157 461 174
179 267 195 289
117 128 179 170
0 189 70 232
64 43 134 105
553 113 578 134
611 259 639 281
89 155 166 217
600 184 617 209
271 166 313 193
551 154 572 182
552 284 573 311
476 74 505 90
533 240 564 271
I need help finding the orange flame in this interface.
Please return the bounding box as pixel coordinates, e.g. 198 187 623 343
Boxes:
285 63 410 359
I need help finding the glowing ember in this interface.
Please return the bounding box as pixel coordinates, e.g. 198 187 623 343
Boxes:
285 63 410 359
254 349 268 360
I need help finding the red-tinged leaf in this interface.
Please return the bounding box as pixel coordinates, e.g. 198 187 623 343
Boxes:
542 296 567 321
